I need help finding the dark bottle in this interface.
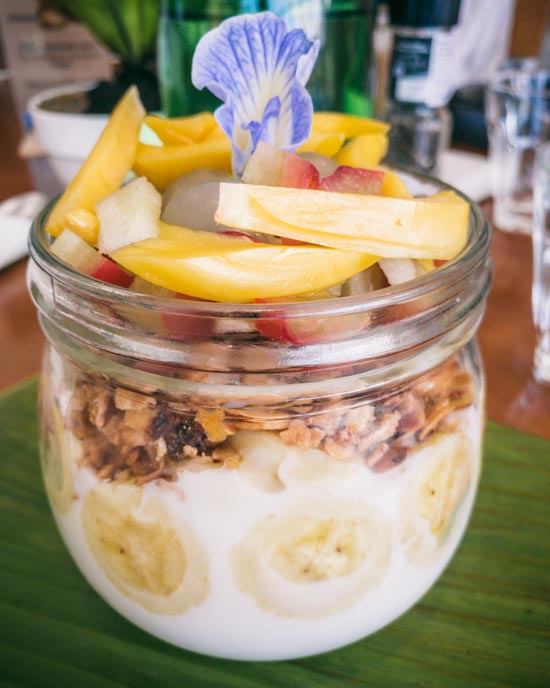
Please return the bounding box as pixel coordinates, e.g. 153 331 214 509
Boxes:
158 0 375 117
383 0 461 173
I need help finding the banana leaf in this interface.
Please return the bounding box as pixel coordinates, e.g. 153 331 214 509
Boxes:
44 0 160 66
0 378 549 687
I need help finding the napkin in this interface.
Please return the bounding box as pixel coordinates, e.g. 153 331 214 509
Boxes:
0 192 48 270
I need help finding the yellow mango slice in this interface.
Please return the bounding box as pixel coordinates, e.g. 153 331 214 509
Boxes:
298 132 346 157
417 258 435 272
144 112 225 146
335 133 389 168
46 86 145 236
312 112 390 138
61 207 99 245
112 233 377 302
216 184 469 260
381 170 413 199
133 139 232 190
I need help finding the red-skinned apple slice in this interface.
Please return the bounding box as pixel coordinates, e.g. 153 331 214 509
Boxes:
319 166 384 195
51 229 133 287
255 294 366 346
242 141 319 189
90 257 133 287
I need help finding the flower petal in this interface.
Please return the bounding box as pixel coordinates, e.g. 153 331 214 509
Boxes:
191 12 319 176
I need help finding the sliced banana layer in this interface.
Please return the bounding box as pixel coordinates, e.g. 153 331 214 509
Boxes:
400 432 472 567
232 500 391 618
231 429 362 493
82 483 209 614
40 385 77 513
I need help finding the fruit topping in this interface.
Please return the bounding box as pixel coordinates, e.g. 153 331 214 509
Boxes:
144 111 224 145
97 176 161 254
216 184 469 259
51 229 132 287
318 165 384 195
46 86 144 236
242 142 319 189
133 138 232 191
112 230 377 302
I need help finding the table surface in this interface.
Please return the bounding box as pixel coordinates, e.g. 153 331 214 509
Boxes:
1 79 549 440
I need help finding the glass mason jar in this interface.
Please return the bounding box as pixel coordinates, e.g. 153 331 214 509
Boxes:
28 174 491 661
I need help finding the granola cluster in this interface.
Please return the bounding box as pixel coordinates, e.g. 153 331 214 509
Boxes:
66 357 474 484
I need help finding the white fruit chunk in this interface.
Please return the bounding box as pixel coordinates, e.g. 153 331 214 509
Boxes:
400 432 472 567
82 483 209 614
97 176 161 254
232 499 391 618
379 258 418 285
51 228 103 273
230 430 288 492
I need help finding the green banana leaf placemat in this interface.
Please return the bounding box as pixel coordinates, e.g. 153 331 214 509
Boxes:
0 378 549 688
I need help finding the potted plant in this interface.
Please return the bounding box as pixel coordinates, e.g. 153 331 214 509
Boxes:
28 0 160 185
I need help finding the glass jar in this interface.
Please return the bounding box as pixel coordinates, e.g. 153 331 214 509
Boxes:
28 173 491 661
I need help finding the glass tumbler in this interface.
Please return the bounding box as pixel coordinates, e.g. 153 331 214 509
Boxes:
533 142 550 383
28 173 491 661
485 64 550 234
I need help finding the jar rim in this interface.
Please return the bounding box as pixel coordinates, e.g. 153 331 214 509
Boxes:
28 169 491 378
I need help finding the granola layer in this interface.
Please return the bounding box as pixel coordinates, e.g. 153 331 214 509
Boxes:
63 356 475 485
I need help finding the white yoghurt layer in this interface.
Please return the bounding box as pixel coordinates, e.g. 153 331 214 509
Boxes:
50 405 482 661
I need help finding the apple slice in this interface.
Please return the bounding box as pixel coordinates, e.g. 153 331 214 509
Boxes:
51 229 132 286
242 142 319 189
51 229 103 273
126 277 212 341
319 166 384 195
255 295 367 345
215 184 469 260
97 177 161 255
46 86 144 236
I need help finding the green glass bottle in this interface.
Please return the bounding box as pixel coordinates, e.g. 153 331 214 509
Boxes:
158 0 259 116
158 0 374 116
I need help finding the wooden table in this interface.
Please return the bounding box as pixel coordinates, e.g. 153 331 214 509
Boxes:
1 80 549 439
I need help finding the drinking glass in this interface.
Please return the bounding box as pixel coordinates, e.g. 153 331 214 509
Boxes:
485 63 550 233
533 142 550 383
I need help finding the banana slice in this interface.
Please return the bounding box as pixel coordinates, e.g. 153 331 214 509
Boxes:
40 384 78 513
229 430 288 492
400 432 472 566
232 500 391 618
82 483 209 614
278 447 362 490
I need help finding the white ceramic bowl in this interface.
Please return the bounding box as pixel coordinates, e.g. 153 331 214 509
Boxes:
28 82 108 186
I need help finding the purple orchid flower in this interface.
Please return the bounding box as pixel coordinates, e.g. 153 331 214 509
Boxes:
191 11 319 176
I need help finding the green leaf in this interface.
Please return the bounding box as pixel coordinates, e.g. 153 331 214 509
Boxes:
47 0 159 65
0 378 549 687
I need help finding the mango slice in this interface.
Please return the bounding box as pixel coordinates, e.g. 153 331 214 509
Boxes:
61 207 100 245
144 112 225 146
312 113 390 138
133 139 232 190
112 229 377 302
335 133 389 168
298 132 346 158
215 184 469 260
46 86 145 236
381 170 413 199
